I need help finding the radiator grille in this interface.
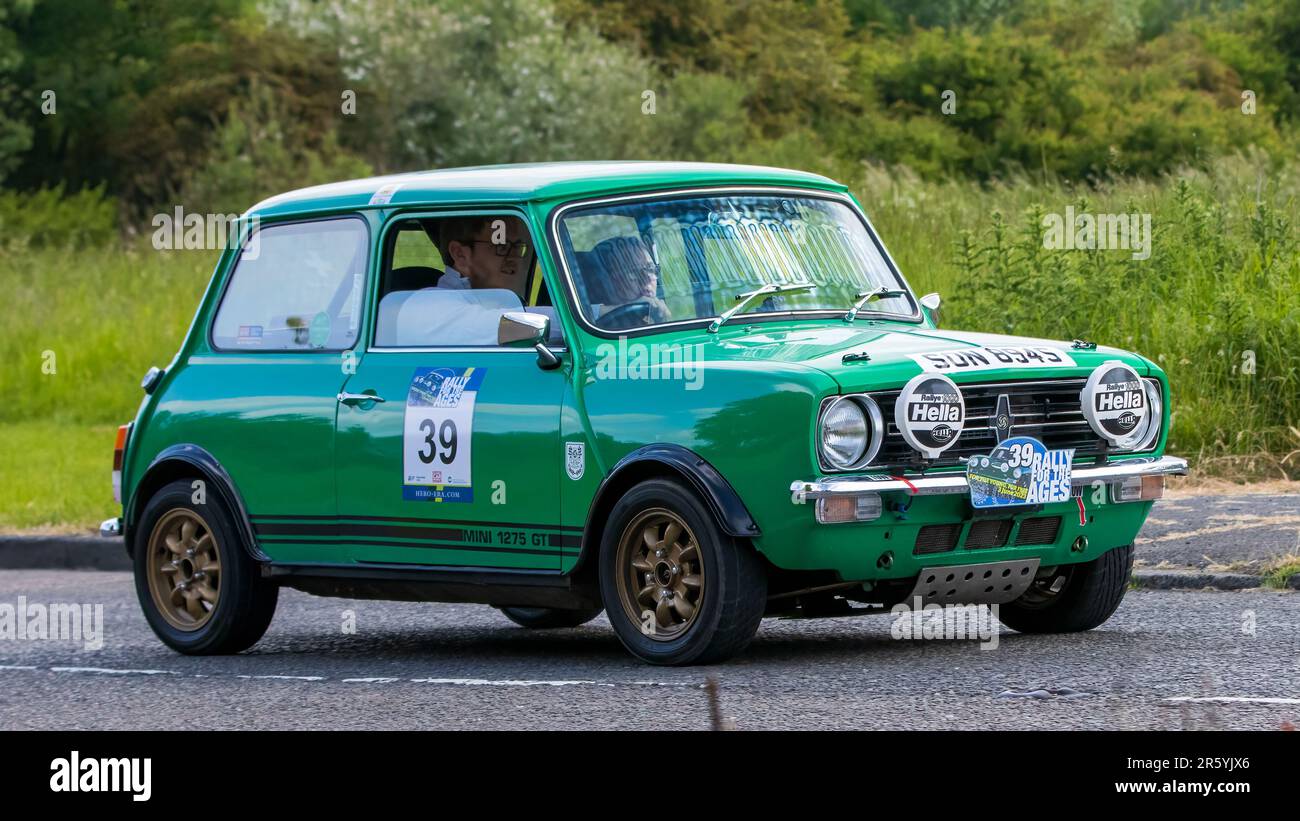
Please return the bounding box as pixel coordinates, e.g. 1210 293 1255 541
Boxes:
870 378 1127 468
965 519 1012 549
914 523 963 555
1015 516 1063 546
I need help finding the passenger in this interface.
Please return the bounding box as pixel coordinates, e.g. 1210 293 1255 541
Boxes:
391 215 535 346
437 216 532 295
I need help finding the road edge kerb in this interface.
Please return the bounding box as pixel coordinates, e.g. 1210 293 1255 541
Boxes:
1131 569 1277 591
0 535 130 571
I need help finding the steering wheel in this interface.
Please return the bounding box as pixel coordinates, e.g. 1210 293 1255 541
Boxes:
598 301 652 331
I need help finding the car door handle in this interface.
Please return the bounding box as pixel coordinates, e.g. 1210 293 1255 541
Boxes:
337 392 385 405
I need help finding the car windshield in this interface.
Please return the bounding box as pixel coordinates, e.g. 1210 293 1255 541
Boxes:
555 192 915 332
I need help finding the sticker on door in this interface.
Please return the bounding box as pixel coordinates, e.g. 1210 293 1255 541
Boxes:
403 367 484 502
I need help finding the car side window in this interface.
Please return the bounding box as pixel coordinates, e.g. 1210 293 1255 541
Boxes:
373 213 561 348
211 218 368 351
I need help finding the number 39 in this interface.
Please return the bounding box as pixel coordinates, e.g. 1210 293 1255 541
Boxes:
1008 442 1033 467
417 418 457 465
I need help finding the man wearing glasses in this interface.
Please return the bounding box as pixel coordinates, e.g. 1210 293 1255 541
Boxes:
386 215 546 347
437 216 533 295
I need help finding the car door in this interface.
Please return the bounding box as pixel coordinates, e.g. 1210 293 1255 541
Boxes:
332 210 573 571
194 215 370 565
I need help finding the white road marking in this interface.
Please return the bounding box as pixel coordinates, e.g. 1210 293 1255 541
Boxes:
408 678 614 687
1166 696 1300 705
0 665 37 670
236 674 326 681
50 666 179 676
342 677 401 684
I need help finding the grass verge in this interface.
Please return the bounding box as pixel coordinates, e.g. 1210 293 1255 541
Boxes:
0 421 118 533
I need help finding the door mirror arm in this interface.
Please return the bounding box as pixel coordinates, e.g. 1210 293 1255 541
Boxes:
499 311 562 370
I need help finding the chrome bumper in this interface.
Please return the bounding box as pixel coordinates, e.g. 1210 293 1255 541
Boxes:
100 517 123 538
790 455 1188 504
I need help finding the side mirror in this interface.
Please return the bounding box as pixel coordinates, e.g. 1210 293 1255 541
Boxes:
498 311 562 370
920 293 942 326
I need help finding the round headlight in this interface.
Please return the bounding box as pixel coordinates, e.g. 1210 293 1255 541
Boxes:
820 397 867 469
819 396 884 471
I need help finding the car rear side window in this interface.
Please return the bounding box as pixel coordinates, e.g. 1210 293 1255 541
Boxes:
211 218 369 351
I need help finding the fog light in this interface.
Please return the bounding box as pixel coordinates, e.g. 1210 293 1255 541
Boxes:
1111 475 1164 503
816 493 882 523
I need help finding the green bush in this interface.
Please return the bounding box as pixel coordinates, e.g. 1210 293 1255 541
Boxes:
267 0 661 171
0 184 116 248
177 80 373 216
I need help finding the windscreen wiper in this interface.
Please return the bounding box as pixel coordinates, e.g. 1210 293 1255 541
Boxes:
708 283 818 333
843 286 909 323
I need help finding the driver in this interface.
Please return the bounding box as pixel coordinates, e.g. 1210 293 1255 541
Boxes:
595 236 671 327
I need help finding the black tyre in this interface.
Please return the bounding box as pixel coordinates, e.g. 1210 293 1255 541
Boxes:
497 606 603 629
133 479 278 654
598 478 766 665
997 544 1133 634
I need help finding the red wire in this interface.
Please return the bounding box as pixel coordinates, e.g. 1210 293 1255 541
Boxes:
891 475 918 494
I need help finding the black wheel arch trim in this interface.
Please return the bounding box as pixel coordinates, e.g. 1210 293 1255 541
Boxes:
125 444 267 563
572 444 760 575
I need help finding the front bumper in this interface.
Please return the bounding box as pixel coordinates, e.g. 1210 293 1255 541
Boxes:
789 455 1188 504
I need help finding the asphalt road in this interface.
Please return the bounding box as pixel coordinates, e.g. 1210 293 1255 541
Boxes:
1138 491 1300 571
0 568 1296 730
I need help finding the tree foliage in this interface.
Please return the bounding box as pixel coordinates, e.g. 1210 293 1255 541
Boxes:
0 0 1294 217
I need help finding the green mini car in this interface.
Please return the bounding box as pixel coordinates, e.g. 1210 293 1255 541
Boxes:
103 162 1186 665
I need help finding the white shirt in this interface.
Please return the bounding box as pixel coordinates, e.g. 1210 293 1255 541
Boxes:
436 265 471 290
386 288 522 347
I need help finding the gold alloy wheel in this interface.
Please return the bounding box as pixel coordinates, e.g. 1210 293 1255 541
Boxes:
146 508 222 631
615 508 705 641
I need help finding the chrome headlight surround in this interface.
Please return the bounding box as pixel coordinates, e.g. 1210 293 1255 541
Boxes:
817 394 884 472
1126 378 1163 452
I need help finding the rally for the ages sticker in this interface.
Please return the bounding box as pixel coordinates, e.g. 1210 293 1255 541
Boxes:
912 346 1076 373
403 367 484 502
967 436 1074 509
